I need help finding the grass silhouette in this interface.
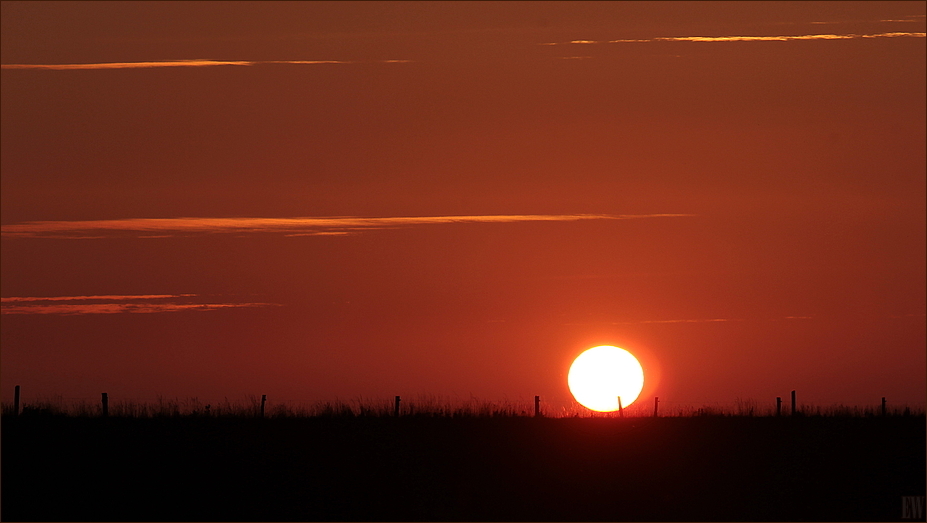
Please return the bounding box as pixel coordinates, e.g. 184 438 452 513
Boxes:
2 395 924 521
3 394 923 419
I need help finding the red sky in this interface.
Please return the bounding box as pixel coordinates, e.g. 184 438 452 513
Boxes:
2 1 924 412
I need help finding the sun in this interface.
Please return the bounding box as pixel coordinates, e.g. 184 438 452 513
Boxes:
568 345 645 412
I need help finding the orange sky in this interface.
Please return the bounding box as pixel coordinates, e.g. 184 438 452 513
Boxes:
2 1 924 411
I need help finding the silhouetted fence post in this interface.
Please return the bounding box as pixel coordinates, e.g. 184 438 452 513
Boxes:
653 397 659 417
260 395 266 418
776 397 782 417
534 395 540 417
394 396 401 417
618 396 623 418
881 397 886 417
14 385 20 416
791 390 796 416
101 393 108 417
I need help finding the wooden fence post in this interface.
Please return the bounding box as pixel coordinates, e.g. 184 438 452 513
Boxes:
394 396 401 417
14 385 20 416
776 397 782 417
260 394 266 418
791 390 796 416
618 396 623 417
534 395 540 417
881 397 886 417
101 393 108 417
653 396 659 417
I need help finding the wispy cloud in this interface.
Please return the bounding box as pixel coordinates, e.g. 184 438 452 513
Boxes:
543 31 926 45
563 316 824 326
1 294 195 302
562 318 746 326
0 294 280 315
0 59 412 70
615 318 745 324
1 214 696 239
654 32 925 42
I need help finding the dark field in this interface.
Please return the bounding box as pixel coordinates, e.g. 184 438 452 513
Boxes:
2 414 925 521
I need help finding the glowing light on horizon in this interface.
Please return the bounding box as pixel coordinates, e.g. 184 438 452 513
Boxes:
568 346 645 412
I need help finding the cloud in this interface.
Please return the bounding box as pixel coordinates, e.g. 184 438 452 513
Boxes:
564 316 817 326
565 318 746 325
654 32 926 42
542 31 926 45
0 294 281 315
0 59 412 70
1 214 696 239
619 318 744 324
1 294 195 302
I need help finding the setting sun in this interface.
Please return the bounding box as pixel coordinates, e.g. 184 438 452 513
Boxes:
568 346 645 412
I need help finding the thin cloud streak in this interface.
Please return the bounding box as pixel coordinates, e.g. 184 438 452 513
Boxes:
653 31 926 42
1 302 281 315
1 294 195 303
621 318 744 324
564 316 816 326
1 59 412 70
1 214 696 239
1 294 281 315
544 31 926 45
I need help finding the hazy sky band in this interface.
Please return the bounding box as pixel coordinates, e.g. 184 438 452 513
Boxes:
1 214 696 238
0 59 412 70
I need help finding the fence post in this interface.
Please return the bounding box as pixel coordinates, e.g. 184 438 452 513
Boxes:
534 395 540 417
394 396 401 417
101 393 108 418
776 397 782 417
653 396 659 417
881 397 886 417
260 394 266 418
14 385 20 416
618 396 623 417
791 390 796 416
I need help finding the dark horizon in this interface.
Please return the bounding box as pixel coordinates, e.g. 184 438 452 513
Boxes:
4 412 925 521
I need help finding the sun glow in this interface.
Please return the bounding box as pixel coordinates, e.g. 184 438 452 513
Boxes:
568 346 645 412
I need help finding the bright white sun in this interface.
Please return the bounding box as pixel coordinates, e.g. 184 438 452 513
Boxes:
568 345 645 412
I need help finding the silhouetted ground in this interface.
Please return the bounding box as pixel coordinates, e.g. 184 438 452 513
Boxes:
2 414 924 521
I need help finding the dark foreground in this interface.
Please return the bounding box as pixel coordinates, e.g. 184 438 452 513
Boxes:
2 414 924 521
